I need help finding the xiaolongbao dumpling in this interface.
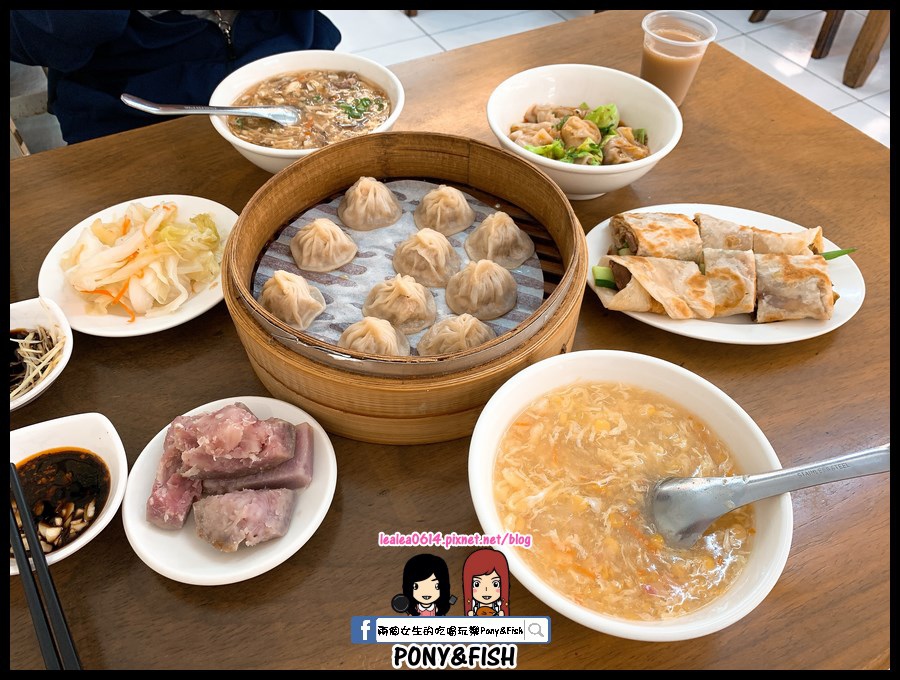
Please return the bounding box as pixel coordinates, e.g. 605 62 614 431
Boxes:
464 211 535 269
392 228 462 288
338 316 410 356
290 218 357 272
258 270 326 331
413 185 476 236
337 176 403 230
445 260 517 320
362 274 437 334
417 314 497 356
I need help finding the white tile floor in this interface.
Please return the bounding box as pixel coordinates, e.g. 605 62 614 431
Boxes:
9 9 890 156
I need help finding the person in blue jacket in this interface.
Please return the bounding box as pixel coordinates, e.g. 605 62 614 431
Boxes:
9 10 341 144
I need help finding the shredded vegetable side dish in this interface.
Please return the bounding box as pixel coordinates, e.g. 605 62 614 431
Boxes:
60 202 221 322
10 326 65 401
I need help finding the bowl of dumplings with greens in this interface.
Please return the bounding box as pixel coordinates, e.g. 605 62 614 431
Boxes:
487 64 683 200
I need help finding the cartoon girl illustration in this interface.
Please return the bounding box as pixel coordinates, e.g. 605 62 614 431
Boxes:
400 553 454 617
463 548 510 617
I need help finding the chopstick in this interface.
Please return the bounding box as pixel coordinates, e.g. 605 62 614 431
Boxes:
9 462 81 670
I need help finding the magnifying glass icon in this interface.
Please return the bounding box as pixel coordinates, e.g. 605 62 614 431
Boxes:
528 622 543 637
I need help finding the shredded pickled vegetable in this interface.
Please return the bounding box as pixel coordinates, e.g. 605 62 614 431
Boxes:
60 202 221 321
10 326 64 401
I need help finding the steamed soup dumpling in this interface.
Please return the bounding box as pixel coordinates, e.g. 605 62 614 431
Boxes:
258 270 326 331
445 260 518 320
362 274 437 334
338 316 411 356
464 211 535 269
290 217 357 272
337 176 403 230
392 228 462 288
417 314 497 356
413 184 476 236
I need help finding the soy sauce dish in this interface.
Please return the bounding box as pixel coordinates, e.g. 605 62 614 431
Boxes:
10 412 128 575
468 350 793 642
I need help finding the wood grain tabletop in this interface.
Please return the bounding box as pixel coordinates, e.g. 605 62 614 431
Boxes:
9 10 889 670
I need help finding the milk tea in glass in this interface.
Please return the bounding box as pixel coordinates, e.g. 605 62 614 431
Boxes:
640 11 717 107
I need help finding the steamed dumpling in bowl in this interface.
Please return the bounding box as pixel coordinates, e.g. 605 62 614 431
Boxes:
413 184 475 236
445 260 517 320
417 314 497 356
290 218 357 272
362 274 437 334
338 316 410 356
337 176 403 230
392 228 462 288
464 211 535 269
258 270 326 331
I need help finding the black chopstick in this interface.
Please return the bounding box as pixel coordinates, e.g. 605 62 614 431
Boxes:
9 462 82 670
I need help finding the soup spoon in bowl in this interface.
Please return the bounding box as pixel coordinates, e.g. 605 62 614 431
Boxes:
120 93 300 126
649 444 890 549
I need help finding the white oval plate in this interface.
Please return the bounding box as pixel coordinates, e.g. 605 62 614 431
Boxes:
37 194 238 337
121 396 338 586
585 203 866 345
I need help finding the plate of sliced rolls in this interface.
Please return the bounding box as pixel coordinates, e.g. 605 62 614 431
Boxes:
585 203 865 345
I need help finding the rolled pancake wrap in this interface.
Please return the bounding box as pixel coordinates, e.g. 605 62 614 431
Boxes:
611 212 702 262
695 213 754 251
703 248 756 317
753 226 824 255
754 253 835 322
599 255 715 319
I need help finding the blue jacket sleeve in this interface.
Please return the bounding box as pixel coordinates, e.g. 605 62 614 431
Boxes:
10 10 131 73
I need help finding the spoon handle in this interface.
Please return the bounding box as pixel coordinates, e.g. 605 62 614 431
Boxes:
120 93 288 119
736 444 890 506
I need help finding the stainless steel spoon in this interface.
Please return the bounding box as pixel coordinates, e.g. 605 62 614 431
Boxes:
120 93 300 126
649 444 890 549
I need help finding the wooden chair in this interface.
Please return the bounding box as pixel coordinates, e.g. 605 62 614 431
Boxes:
750 10 889 88
750 10 845 59
10 117 30 158
843 10 889 88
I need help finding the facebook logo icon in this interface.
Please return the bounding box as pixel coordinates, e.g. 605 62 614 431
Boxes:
351 617 377 643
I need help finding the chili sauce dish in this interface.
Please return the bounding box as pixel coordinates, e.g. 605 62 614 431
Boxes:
10 412 128 575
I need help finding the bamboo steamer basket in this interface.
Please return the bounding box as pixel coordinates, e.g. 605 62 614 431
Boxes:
223 132 587 444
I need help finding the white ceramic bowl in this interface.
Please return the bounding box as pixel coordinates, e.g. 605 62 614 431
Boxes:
10 297 74 412
10 412 128 575
209 50 405 173
469 350 793 641
486 64 683 200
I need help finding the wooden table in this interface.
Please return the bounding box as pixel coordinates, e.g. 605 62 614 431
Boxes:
10 10 890 670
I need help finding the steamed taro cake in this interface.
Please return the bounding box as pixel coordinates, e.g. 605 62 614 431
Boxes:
193 488 295 553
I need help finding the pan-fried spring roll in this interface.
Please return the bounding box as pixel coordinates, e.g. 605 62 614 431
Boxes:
754 254 835 322
703 249 756 317
753 226 824 255
598 255 715 319
695 213 754 251
611 212 702 262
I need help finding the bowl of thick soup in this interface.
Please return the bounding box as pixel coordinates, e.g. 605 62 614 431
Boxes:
468 350 793 641
209 50 405 173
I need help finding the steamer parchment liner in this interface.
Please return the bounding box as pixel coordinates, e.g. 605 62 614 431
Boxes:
250 179 544 363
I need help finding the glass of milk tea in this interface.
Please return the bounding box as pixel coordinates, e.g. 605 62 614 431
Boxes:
640 11 718 107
